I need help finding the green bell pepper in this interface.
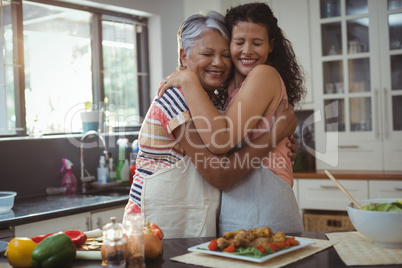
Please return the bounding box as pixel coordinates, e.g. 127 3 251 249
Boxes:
31 232 76 268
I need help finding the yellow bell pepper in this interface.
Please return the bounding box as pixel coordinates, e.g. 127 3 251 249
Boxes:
7 237 37 267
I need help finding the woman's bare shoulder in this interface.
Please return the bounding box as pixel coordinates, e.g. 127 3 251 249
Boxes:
245 65 280 87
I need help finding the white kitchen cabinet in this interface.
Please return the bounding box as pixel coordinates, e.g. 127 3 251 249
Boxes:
368 180 402 198
13 205 125 237
298 179 368 211
14 212 90 237
310 0 402 171
90 206 125 230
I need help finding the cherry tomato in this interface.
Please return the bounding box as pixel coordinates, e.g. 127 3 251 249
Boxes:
223 244 235 253
254 244 266 254
208 239 218 251
267 243 277 252
276 242 286 249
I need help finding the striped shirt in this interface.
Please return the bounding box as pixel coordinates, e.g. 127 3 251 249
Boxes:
126 88 192 214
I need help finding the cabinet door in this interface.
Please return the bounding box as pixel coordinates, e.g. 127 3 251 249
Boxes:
378 1 402 170
311 0 380 171
90 206 125 230
369 180 402 198
310 0 402 171
14 212 90 237
298 179 368 211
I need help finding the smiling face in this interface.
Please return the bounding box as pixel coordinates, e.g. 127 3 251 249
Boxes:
230 21 273 86
181 30 231 93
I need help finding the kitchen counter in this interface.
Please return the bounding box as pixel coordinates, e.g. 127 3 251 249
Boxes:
294 170 402 180
0 231 398 267
0 193 128 229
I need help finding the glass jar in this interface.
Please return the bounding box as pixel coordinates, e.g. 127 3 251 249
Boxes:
124 213 145 268
102 217 127 268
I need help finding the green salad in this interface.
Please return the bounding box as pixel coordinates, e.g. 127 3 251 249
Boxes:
361 200 402 212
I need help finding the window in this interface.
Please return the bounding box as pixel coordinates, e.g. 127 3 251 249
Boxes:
0 0 149 137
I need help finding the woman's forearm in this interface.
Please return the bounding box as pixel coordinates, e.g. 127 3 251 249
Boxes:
181 65 282 154
180 76 234 153
174 105 296 190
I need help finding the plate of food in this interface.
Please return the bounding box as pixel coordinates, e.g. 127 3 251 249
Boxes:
0 240 8 257
188 227 316 263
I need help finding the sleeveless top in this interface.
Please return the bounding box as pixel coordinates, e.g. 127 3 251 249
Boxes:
224 71 293 187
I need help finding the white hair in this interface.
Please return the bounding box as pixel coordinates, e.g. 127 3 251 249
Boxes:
177 11 230 70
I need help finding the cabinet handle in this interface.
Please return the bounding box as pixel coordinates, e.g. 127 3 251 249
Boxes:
375 88 380 139
97 217 102 229
383 88 390 139
395 187 402 191
338 145 359 149
86 216 91 231
320 185 339 189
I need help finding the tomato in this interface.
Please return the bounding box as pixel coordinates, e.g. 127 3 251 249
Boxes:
286 236 300 246
208 239 218 251
223 244 235 253
276 242 286 249
150 223 164 240
290 239 300 246
254 244 266 254
267 243 277 252
285 240 291 248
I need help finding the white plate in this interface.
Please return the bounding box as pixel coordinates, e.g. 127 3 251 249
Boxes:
188 238 316 263
0 240 8 257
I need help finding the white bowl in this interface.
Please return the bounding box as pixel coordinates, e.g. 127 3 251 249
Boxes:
347 198 402 248
0 191 17 213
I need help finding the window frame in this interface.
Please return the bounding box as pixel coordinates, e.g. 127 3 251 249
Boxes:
2 0 150 137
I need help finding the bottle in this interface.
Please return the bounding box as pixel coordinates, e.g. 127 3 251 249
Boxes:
102 217 126 268
108 153 117 182
97 156 109 184
129 140 139 186
116 139 128 181
124 213 145 268
61 158 77 195
121 159 130 182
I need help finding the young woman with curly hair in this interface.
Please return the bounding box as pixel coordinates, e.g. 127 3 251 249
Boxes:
158 2 306 234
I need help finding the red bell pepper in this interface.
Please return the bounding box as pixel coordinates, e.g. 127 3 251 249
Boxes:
31 233 53 244
64 230 87 248
31 230 87 248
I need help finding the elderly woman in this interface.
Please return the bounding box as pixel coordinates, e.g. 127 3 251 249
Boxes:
124 11 297 238
158 3 306 235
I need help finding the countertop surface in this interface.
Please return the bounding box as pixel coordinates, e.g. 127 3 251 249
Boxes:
294 170 402 180
0 231 398 267
0 193 128 229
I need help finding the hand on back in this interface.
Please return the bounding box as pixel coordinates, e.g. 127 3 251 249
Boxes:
157 70 198 98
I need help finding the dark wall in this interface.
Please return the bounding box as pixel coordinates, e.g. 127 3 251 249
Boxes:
0 133 138 199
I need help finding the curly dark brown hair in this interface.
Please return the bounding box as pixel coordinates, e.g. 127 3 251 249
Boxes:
225 2 306 106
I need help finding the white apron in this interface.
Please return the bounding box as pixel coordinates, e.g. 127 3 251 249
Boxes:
141 156 221 239
218 165 304 236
